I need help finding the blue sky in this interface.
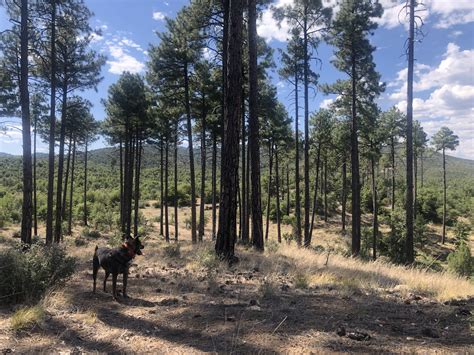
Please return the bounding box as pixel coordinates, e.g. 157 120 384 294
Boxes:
1 0 473 159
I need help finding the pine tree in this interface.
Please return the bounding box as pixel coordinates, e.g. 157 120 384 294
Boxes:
432 127 459 244
324 0 383 256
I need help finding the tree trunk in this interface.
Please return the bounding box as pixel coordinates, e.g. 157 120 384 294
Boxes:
184 61 197 243
248 0 263 251
67 138 76 235
303 8 310 247
216 0 243 259
165 136 169 242
420 151 424 188
265 142 273 241
351 52 361 257
174 129 179 241
294 69 302 245
199 108 207 242
405 0 415 263
240 89 248 243
391 137 395 211
62 137 72 220
119 139 124 231
324 156 328 222
371 156 378 260
46 0 57 245
442 147 446 244
159 141 164 236
83 140 88 227
211 130 217 240
414 148 418 218
33 104 37 237
286 162 290 216
309 144 321 242
20 0 32 245
133 139 142 237
275 146 281 243
342 156 347 231
54 83 68 243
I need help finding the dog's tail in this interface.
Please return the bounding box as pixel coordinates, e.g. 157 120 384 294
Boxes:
94 245 98 255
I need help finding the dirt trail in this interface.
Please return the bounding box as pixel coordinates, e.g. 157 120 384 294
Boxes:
0 235 473 354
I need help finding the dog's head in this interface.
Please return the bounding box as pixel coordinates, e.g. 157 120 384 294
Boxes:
123 235 145 257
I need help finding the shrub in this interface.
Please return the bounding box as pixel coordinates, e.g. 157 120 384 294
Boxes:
281 215 295 226
163 243 181 258
195 248 220 270
447 243 473 277
74 237 87 247
153 201 161 209
294 273 309 289
454 221 471 246
184 217 192 230
82 227 101 239
266 240 280 253
0 244 76 304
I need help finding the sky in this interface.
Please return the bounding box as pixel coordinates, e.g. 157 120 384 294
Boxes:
0 0 473 159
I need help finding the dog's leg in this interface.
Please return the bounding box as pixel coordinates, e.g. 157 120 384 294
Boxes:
123 269 128 298
112 273 118 300
103 271 110 292
92 255 99 293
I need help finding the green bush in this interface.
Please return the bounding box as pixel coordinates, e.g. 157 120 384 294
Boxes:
0 244 76 304
447 243 472 277
453 221 471 246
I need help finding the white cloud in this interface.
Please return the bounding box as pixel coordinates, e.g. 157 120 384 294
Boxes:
390 43 474 159
152 11 166 21
320 98 334 109
257 0 292 43
106 44 145 75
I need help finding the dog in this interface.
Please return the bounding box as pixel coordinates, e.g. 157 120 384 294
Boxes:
93 235 144 300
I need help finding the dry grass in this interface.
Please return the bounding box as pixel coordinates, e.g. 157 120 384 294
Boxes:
10 305 44 331
263 243 474 301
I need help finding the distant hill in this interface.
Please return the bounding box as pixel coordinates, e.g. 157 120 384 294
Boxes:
1 145 473 184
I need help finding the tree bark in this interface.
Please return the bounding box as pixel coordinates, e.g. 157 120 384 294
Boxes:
67 138 76 235
216 0 243 259
248 0 263 251
405 0 415 263
54 83 68 243
309 144 321 242
442 147 446 244
294 69 301 244
174 129 179 241
342 156 347 231
83 140 88 227
119 139 124 231
159 141 164 236
371 156 378 260
211 130 217 240
351 51 361 257
275 146 281 243
46 0 57 245
286 162 290 216
133 139 142 237
62 137 72 220
165 136 169 242
264 142 273 241
303 7 310 247
184 61 197 243
199 107 207 242
324 156 328 222
33 103 37 237
390 137 395 211
20 0 32 245
240 89 248 243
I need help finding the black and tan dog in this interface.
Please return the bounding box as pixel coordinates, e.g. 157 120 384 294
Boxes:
92 235 144 300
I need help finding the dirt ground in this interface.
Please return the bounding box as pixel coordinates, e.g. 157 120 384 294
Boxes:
0 204 473 353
